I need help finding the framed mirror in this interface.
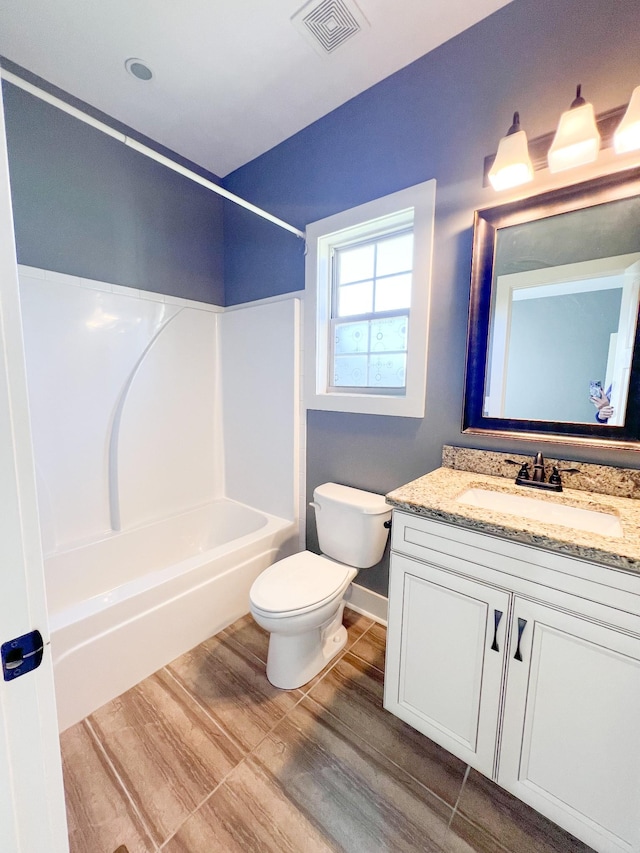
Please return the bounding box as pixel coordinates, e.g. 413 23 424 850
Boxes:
463 166 640 447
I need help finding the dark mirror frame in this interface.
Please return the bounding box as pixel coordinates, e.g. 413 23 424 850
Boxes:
463 165 640 448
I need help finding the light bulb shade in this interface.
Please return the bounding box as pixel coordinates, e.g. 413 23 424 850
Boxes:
548 102 600 173
488 129 534 191
614 85 640 155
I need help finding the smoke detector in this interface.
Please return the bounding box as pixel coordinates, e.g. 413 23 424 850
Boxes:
291 0 369 56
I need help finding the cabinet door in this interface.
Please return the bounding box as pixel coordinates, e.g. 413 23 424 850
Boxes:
499 599 640 853
384 554 511 775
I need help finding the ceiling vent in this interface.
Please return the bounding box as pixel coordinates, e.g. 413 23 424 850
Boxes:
292 0 369 56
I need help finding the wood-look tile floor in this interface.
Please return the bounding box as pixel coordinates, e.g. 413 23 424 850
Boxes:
61 610 595 853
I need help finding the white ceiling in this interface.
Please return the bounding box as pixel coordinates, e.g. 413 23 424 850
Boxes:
0 0 513 177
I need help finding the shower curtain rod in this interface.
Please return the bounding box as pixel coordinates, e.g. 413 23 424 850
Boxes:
0 69 306 240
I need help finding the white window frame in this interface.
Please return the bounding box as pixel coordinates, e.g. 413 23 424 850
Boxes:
305 179 435 417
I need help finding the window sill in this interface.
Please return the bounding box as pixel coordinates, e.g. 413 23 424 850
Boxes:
307 390 425 418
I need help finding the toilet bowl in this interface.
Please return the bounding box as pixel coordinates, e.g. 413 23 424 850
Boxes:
249 483 391 689
250 551 357 688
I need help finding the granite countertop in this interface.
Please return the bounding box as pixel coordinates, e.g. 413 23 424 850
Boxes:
386 466 640 574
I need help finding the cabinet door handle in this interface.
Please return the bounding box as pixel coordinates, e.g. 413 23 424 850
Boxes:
514 617 527 662
490 609 503 652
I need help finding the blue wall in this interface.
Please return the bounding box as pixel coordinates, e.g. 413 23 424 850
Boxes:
222 0 640 594
3 80 225 304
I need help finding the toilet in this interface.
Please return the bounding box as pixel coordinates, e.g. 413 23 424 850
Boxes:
249 483 391 689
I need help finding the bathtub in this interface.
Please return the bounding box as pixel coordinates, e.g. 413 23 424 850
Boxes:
47 499 298 731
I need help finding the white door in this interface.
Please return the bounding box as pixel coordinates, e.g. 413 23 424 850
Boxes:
384 554 510 776
0 83 68 851
499 598 640 853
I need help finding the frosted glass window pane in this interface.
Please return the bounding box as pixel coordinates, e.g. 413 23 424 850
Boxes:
338 281 373 317
334 355 369 387
338 244 375 284
370 315 408 352
368 353 407 387
334 321 369 354
375 273 412 312
377 233 413 276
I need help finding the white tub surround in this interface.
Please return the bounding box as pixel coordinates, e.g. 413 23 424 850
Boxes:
18 267 224 553
18 268 302 730
113 308 221 531
220 297 301 522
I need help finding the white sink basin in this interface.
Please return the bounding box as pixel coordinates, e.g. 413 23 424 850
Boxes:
456 488 623 538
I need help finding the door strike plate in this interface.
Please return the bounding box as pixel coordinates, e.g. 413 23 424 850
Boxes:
1 630 44 681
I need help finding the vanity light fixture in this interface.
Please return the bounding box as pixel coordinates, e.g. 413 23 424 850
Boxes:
548 84 600 173
484 85 640 190
614 85 640 154
487 112 534 191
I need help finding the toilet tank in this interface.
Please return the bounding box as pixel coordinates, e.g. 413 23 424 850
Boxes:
312 483 392 569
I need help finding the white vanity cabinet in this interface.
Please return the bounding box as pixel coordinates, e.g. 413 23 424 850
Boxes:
386 554 509 775
384 510 640 853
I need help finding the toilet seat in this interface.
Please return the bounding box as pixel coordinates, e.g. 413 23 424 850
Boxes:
249 551 352 617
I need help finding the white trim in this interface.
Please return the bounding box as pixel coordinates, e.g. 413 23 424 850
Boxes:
18 266 307 315
223 289 305 312
297 299 308 553
512 275 624 301
305 180 435 417
345 582 388 625
499 253 640 297
18 266 289 313
17 265 224 312
1 69 305 240
0 81 68 853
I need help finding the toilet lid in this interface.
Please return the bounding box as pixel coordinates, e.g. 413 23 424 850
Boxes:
250 552 352 614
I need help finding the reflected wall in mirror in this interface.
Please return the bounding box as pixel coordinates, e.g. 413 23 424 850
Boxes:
464 166 640 446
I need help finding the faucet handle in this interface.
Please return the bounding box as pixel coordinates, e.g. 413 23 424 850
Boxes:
505 459 530 480
548 466 561 485
548 465 580 486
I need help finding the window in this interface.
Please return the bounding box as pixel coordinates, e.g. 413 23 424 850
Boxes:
332 229 412 391
305 180 435 417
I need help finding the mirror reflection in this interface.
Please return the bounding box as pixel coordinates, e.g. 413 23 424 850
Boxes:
485 252 640 425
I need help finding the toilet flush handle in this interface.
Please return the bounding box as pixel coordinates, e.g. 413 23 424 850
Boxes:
309 501 320 511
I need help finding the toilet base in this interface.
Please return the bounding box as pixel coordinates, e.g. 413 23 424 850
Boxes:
265 602 348 689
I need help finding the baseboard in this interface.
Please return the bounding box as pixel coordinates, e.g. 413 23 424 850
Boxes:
345 582 388 626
